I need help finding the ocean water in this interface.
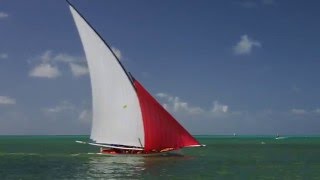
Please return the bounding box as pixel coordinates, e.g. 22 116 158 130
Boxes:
1 135 320 179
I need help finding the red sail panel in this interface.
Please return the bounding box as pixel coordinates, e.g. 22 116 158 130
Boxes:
134 80 200 152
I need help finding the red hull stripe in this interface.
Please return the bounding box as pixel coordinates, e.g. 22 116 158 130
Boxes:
134 80 200 151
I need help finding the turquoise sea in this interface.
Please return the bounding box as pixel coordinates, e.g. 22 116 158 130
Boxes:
1 135 320 179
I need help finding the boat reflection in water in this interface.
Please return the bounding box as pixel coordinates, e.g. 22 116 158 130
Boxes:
84 154 191 179
85 156 145 179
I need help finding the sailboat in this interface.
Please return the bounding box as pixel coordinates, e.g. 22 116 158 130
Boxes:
67 1 204 156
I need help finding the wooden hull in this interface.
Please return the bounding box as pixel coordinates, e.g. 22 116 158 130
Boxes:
99 149 181 157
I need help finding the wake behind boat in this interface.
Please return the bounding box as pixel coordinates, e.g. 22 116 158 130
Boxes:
67 1 205 156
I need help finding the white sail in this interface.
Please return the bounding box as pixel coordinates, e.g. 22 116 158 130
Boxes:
69 5 144 147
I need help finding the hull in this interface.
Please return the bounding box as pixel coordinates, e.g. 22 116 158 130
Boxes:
99 148 181 157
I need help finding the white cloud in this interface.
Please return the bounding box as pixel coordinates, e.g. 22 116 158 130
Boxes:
43 101 75 113
156 93 204 115
78 109 92 123
291 109 307 115
172 97 204 114
40 50 53 63
111 47 122 60
212 101 229 113
69 63 89 77
156 93 168 98
53 52 88 77
43 101 91 125
29 51 61 78
29 50 88 78
0 53 8 59
53 53 79 63
0 12 8 19
156 93 229 117
233 34 261 55
28 48 123 78
29 63 61 78
0 96 16 105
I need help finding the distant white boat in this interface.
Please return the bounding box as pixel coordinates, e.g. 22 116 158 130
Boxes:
275 136 287 140
275 134 287 140
67 1 205 156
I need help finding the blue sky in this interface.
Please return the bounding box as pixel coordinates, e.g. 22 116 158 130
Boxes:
1 0 320 135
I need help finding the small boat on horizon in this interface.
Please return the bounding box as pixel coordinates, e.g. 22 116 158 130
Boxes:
67 1 205 156
275 134 287 140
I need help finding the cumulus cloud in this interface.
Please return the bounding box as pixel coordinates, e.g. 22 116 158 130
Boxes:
156 93 168 98
53 53 79 63
156 93 229 117
0 96 16 105
78 109 92 123
291 108 307 115
29 63 61 78
233 34 261 55
0 53 8 59
172 97 204 114
0 12 9 19
212 101 229 113
43 101 91 124
156 93 204 115
29 50 88 78
69 63 89 77
42 101 75 113
111 47 122 60
29 51 61 78
52 52 89 77
28 48 125 78
40 50 53 63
